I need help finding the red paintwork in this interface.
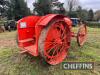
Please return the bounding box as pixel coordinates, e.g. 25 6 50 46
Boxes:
43 20 71 65
77 24 87 46
17 14 72 56
17 14 87 65
17 16 41 56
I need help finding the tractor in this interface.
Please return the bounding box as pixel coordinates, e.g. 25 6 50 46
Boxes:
17 14 87 65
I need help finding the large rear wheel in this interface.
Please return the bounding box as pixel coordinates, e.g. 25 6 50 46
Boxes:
38 20 71 65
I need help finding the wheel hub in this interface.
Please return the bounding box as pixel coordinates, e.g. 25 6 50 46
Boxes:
55 38 62 44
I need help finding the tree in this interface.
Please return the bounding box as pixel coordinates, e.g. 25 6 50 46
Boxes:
76 6 82 17
0 0 9 17
65 0 79 17
88 9 94 21
33 0 52 15
94 10 100 21
68 11 78 18
7 0 31 20
76 6 88 20
51 0 65 15
67 0 79 12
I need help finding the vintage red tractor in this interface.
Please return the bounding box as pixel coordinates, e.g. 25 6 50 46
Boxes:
17 14 87 65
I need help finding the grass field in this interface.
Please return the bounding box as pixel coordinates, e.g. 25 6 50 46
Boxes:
0 27 100 75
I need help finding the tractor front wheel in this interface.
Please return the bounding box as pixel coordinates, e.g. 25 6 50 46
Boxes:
77 24 87 46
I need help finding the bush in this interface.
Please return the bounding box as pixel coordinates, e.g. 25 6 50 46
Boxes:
0 20 7 26
87 22 100 28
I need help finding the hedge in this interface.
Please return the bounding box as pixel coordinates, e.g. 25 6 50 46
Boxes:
87 22 100 28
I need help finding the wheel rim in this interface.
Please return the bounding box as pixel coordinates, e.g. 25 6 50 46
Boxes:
77 24 87 46
44 21 70 65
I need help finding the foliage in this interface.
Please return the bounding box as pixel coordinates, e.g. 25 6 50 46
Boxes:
68 11 78 18
33 0 52 15
94 10 100 21
87 22 100 28
0 0 9 16
51 1 65 15
66 0 79 12
7 0 31 20
33 0 65 15
76 6 88 20
65 0 79 17
88 9 94 21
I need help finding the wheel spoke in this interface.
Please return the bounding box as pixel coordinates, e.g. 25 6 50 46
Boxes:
51 46 58 57
45 42 53 49
62 35 67 40
56 45 62 56
59 44 67 53
46 43 58 54
61 27 66 39
52 44 61 57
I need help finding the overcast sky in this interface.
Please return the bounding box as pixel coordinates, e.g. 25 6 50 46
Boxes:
27 0 100 11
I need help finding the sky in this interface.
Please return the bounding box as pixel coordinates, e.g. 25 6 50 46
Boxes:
26 0 100 12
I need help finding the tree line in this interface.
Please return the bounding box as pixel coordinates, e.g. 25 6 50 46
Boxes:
0 0 31 21
0 0 100 21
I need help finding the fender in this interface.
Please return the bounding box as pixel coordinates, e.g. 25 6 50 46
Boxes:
36 14 65 26
64 17 72 29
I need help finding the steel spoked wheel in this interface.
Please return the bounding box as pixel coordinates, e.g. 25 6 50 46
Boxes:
77 24 87 46
38 20 70 65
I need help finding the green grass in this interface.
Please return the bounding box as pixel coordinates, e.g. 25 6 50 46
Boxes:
0 27 100 75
